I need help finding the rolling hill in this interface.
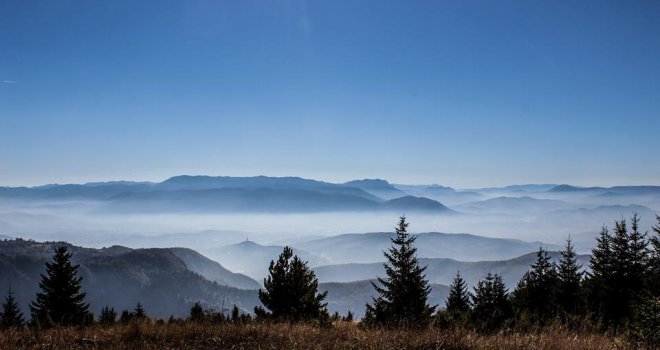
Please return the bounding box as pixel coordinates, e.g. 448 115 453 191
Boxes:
202 240 330 282
313 251 591 289
0 239 451 319
0 239 260 318
295 231 558 264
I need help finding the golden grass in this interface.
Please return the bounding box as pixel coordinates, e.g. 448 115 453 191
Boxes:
0 322 646 350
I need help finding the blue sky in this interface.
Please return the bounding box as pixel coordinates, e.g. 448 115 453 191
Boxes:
1 1 659 188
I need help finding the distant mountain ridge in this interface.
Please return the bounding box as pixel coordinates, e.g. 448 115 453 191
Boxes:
314 251 591 289
294 231 559 264
548 184 660 195
0 175 452 214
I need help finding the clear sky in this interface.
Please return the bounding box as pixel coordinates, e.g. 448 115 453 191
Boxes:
1 1 659 188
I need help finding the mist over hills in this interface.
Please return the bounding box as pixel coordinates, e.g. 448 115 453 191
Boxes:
0 239 260 318
0 174 658 267
203 240 331 282
548 184 660 195
295 232 558 265
343 179 407 200
0 238 596 320
314 251 591 288
456 196 573 214
321 280 450 318
0 239 449 319
0 175 453 214
192 232 562 283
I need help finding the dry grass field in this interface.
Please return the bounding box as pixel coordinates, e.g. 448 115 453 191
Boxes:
0 322 647 350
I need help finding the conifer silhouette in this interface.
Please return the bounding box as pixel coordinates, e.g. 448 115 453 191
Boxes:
446 271 472 314
365 216 435 327
0 288 24 329
255 246 328 322
511 247 558 324
98 306 117 325
472 273 511 332
29 245 91 327
557 237 583 315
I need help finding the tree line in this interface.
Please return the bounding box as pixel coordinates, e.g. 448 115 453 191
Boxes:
1 214 659 345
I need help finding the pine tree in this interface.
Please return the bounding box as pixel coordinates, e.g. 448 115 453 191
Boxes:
556 237 583 316
133 302 147 320
365 216 436 327
586 214 651 327
585 225 614 322
119 310 133 323
255 246 328 322
29 245 91 327
511 247 558 324
0 288 24 329
231 305 240 322
446 271 472 314
98 306 117 325
343 310 354 322
648 216 660 295
471 273 512 332
189 302 205 323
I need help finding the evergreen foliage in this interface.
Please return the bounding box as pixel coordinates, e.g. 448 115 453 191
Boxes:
119 310 132 323
98 306 117 325
29 245 91 327
471 273 511 332
255 246 328 322
647 216 660 296
630 295 660 347
585 213 649 328
556 237 583 316
189 302 204 323
364 216 436 328
445 271 472 314
133 302 147 320
343 310 354 322
231 305 240 322
511 247 558 324
0 288 24 329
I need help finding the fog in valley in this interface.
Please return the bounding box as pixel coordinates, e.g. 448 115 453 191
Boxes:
2 177 658 264
1 176 659 317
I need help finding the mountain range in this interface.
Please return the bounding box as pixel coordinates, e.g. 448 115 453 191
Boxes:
0 176 452 214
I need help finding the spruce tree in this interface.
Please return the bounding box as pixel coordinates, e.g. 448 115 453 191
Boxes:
648 216 660 295
255 246 328 322
585 225 614 322
556 237 583 316
586 214 651 327
365 216 436 327
98 306 117 325
511 247 558 324
29 245 91 327
343 310 354 322
119 310 133 323
189 302 205 323
471 273 511 332
231 305 240 322
133 302 147 320
446 271 471 314
0 288 24 329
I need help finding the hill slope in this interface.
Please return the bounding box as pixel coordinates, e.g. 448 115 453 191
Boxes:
0 239 260 317
296 231 558 264
313 251 591 288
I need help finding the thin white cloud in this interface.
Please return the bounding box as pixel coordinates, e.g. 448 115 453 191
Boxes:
3 80 17 84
